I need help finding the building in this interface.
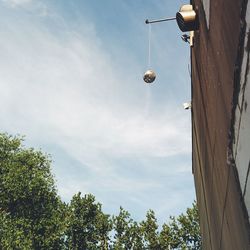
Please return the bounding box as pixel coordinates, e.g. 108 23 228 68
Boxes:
191 0 250 249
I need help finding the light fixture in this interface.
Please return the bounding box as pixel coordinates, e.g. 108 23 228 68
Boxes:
143 69 156 83
176 5 198 32
145 4 198 32
143 4 199 84
181 34 190 43
183 102 192 110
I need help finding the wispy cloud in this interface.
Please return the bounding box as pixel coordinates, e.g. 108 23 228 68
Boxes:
0 1 194 223
0 8 190 158
2 0 32 7
1 0 49 16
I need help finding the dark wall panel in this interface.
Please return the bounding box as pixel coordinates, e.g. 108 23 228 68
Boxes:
191 0 250 249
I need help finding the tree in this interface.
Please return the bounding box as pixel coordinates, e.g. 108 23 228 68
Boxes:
176 202 201 249
0 212 33 249
159 202 201 249
96 212 112 250
141 209 160 250
0 133 66 249
0 133 201 249
159 222 172 249
112 207 144 250
66 192 112 250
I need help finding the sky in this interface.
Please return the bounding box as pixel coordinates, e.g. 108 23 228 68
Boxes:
0 0 195 225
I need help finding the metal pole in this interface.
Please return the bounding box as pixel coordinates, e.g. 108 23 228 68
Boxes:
145 17 176 24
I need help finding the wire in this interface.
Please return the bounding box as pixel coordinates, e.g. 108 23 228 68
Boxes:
148 24 151 68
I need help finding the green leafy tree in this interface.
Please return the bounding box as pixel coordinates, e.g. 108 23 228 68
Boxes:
0 212 33 249
128 221 145 250
0 133 201 249
159 202 201 249
0 133 66 249
112 207 144 250
141 209 160 250
176 202 201 249
160 217 181 249
96 212 112 250
159 223 172 249
66 192 112 250
112 207 132 249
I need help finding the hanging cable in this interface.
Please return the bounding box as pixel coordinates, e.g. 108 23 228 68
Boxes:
148 23 152 68
143 23 156 84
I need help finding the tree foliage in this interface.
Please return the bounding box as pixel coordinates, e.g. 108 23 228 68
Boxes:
66 192 112 250
0 133 66 249
141 209 160 249
112 207 144 250
0 133 201 249
159 203 201 249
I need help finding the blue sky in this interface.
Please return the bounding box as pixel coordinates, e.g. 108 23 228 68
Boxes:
0 0 195 224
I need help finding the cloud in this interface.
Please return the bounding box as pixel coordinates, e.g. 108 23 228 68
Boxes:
0 1 194 223
0 10 190 159
1 0 49 16
1 0 32 7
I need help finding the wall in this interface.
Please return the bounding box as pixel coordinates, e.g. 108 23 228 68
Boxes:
191 0 250 249
232 0 250 223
